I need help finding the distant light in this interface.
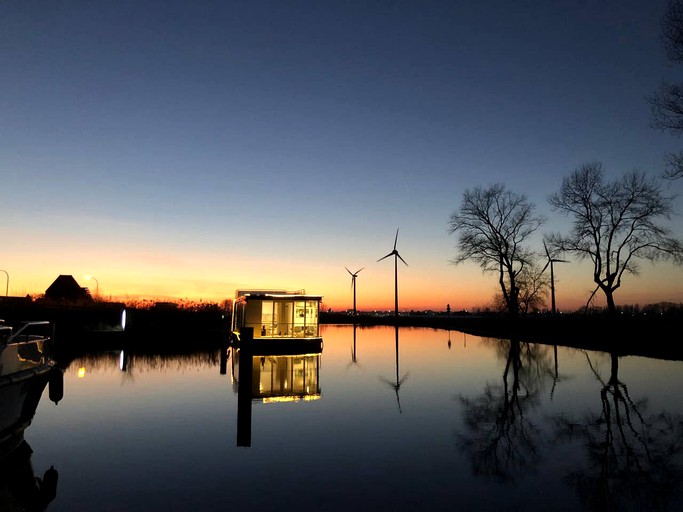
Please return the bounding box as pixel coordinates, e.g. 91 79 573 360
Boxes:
121 309 127 330
77 367 86 378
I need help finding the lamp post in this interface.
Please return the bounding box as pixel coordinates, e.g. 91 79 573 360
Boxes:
85 275 99 297
0 269 8 296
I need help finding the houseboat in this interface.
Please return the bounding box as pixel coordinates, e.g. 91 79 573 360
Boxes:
230 290 323 354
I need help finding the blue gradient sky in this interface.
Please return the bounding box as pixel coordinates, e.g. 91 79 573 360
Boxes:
2 1 682 311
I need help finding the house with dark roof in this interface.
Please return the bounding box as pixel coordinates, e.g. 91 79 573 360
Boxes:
44 275 92 302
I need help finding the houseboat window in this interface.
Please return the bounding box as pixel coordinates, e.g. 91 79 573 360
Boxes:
307 300 319 336
273 300 292 336
239 296 320 338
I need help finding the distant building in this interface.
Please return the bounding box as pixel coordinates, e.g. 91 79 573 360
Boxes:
44 275 92 302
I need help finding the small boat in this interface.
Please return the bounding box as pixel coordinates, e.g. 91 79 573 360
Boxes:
230 290 323 354
0 320 60 455
0 320 60 510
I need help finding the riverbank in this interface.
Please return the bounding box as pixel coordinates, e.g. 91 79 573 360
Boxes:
320 312 683 361
2 299 680 361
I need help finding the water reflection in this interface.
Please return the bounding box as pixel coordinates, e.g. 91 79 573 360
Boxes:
549 344 571 400
229 348 322 447
349 323 358 366
21 327 683 510
66 349 222 379
457 335 683 508
552 350 683 511
379 325 409 413
457 339 549 481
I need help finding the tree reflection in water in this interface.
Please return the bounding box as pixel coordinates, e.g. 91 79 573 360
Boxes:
457 338 554 482
552 351 683 511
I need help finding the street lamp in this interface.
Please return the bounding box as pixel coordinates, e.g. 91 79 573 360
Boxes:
85 275 99 297
0 269 8 296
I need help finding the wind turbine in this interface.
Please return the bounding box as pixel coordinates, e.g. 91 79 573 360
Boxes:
345 266 364 316
377 229 408 320
541 242 568 315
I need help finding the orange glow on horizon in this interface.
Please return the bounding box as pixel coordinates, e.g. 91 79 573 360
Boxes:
2 245 681 314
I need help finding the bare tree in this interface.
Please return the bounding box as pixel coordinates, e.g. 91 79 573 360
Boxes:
651 0 683 179
448 184 544 318
516 263 550 314
490 263 549 315
547 163 683 317
664 150 683 180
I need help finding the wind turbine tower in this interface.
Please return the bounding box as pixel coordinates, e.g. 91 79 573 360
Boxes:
542 242 568 315
345 266 364 316
377 229 408 320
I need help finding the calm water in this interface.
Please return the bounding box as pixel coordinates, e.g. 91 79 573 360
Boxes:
21 325 683 511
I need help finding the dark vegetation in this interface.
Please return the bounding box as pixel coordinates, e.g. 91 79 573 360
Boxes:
1 294 681 361
0 295 231 357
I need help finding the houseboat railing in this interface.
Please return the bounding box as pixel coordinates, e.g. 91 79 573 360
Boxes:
249 322 319 338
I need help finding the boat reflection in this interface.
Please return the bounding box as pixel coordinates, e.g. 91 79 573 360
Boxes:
228 339 322 447
232 350 321 402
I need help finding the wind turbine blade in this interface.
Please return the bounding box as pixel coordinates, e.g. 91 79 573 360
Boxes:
541 260 550 274
377 253 393 262
543 241 550 259
554 259 569 263
356 267 365 274
396 252 409 267
345 266 353 275
393 228 399 251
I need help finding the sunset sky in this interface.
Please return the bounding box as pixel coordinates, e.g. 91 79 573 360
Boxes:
2 1 682 312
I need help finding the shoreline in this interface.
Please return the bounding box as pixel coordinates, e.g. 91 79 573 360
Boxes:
2 300 680 361
319 312 683 362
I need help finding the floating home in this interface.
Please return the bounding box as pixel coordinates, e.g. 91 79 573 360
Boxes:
230 290 323 354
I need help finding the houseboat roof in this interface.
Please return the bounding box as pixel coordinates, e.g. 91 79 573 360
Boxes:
235 290 323 301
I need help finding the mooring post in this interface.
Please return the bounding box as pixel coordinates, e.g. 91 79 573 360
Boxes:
236 327 253 447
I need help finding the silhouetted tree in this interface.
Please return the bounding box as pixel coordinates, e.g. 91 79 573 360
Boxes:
651 0 683 180
547 163 683 317
514 263 549 314
490 263 549 314
449 184 544 318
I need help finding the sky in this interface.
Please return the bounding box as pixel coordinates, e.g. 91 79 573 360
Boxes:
1 0 682 312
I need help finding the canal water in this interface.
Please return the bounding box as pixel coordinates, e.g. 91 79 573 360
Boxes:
24 325 683 511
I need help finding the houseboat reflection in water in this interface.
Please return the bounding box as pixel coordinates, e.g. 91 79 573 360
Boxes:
228 341 322 447
232 351 322 403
